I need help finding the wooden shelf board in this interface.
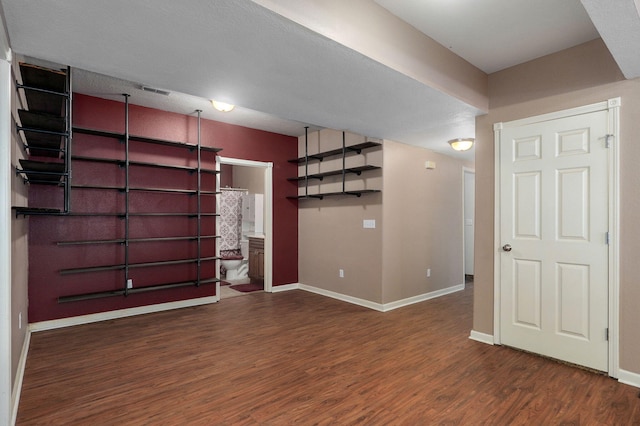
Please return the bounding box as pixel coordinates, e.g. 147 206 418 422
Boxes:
18 110 66 133
18 159 66 183
287 165 381 182
288 141 381 164
57 235 220 246
57 277 219 303
22 130 64 157
19 62 67 93
72 127 223 154
12 206 63 217
60 256 220 275
288 189 381 200
73 126 124 140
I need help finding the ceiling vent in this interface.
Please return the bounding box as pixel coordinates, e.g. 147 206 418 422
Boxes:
141 85 170 96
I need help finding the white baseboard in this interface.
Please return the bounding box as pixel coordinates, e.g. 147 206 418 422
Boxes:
270 283 300 293
469 330 494 345
618 368 640 389
382 284 465 312
11 329 30 426
299 284 385 311
29 296 218 332
296 283 465 312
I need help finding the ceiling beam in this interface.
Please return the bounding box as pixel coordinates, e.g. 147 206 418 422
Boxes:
581 0 640 79
252 0 488 112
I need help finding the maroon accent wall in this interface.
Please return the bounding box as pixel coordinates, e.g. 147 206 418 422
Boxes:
28 94 298 322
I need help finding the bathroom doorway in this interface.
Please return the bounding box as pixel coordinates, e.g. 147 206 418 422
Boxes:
217 157 273 299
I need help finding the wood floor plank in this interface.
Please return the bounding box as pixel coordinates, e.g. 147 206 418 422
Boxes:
17 284 640 425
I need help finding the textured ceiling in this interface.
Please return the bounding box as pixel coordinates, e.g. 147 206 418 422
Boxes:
581 0 640 79
374 0 600 74
2 0 639 162
1 0 480 160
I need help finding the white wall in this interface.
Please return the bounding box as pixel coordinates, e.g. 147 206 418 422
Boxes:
1 17 14 424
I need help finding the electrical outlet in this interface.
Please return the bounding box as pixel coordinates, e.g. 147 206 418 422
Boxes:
427 268 431 278
339 269 344 278
127 279 133 289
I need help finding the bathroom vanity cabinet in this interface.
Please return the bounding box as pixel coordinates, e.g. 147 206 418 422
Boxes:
248 237 264 281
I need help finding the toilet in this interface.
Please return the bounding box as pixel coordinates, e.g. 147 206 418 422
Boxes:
220 240 249 280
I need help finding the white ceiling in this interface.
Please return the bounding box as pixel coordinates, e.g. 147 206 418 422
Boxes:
374 0 600 74
1 0 639 162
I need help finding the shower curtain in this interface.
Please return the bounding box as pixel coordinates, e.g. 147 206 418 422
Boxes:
219 189 246 253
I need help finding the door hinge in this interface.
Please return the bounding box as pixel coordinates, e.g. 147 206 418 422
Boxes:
605 134 613 148
606 328 609 341
605 231 610 245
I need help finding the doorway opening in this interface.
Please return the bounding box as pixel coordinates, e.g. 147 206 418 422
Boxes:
217 157 273 299
463 168 475 286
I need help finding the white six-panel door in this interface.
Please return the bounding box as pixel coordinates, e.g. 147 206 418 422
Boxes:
498 109 610 371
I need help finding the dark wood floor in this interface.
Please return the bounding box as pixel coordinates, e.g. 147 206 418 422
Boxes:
17 284 640 425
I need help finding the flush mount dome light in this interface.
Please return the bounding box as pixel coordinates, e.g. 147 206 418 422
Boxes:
211 100 235 112
448 138 475 151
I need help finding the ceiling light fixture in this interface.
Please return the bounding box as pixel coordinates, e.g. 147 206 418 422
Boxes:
448 138 475 152
211 100 235 112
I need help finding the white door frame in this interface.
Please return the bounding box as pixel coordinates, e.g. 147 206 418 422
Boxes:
462 167 475 281
0 56 13 426
493 98 620 377
216 157 273 295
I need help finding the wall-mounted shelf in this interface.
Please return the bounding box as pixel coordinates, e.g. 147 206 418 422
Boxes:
73 126 223 153
288 189 381 200
58 277 219 303
71 155 219 174
60 256 219 275
288 141 381 164
17 159 66 184
290 128 382 200
57 235 220 246
18 87 223 302
287 165 380 182
13 62 71 215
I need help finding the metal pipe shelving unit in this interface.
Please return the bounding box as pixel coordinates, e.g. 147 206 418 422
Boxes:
54 96 222 302
287 130 382 200
13 63 72 216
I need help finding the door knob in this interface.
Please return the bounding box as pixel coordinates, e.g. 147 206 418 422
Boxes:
502 244 512 252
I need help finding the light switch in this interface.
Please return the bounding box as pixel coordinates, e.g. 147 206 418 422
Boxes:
363 219 376 229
